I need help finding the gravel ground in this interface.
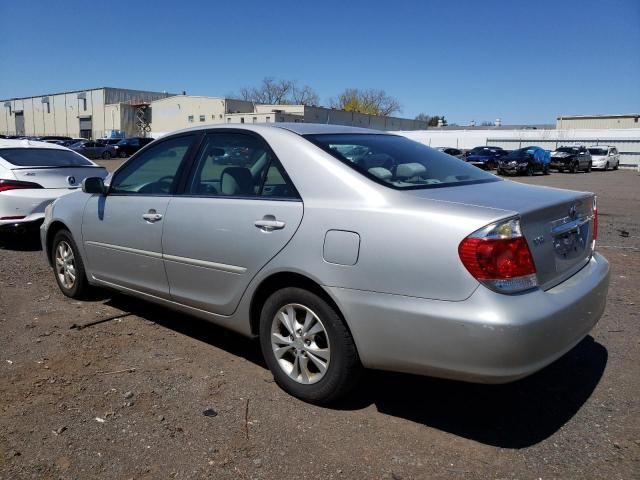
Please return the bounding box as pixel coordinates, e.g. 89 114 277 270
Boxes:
1 166 638 479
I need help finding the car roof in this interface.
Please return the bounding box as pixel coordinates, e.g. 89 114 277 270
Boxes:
165 122 397 138
0 138 70 150
587 145 613 148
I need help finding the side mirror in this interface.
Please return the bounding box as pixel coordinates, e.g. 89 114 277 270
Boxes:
82 177 106 195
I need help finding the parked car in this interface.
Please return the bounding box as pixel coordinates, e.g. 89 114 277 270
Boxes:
465 146 507 169
112 137 154 158
588 145 620 171
70 141 116 159
0 139 107 234
37 136 73 142
550 146 592 173
96 138 124 146
435 147 465 159
497 146 551 176
41 124 609 404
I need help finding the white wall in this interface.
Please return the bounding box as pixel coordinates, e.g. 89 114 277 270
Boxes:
396 128 640 167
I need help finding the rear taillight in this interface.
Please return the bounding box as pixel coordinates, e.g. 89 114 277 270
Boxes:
459 218 538 294
0 179 44 192
592 196 598 242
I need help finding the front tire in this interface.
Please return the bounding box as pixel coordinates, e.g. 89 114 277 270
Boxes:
51 230 91 299
570 161 578 173
605 161 609 171
118 151 127 158
102 151 111 159
259 287 361 404
543 165 550 175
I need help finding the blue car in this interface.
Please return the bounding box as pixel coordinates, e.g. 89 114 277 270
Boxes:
497 146 551 176
465 146 507 170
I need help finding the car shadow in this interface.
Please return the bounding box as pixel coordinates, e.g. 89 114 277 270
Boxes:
103 294 267 368
341 335 607 449
102 293 607 449
0 232 42 251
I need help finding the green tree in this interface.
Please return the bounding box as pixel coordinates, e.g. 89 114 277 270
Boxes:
330 88 401 116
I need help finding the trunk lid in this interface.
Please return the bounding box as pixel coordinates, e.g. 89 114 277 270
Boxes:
10 166 107 189
406 179 595 289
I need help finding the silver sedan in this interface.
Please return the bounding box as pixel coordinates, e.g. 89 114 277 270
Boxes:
40 124 610 404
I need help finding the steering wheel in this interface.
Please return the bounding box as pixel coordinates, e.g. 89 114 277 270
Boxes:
155 175 174 193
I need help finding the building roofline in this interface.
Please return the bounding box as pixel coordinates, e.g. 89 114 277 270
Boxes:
556 113 640 120
1 86 172 102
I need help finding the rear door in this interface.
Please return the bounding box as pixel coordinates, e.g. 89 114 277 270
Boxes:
82 134 197 297
162 131 303 315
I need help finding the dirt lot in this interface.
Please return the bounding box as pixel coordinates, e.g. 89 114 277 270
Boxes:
1 165 639 479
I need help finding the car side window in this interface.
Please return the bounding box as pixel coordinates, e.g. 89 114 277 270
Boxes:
186 133 298 199
110 135 193 195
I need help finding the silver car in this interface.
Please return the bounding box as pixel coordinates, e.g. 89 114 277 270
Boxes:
40 124 610 404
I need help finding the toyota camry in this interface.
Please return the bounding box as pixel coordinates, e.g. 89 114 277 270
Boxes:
40 124 610 404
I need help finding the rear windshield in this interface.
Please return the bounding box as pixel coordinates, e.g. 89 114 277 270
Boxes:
0 148 93 167
304 134 499 189
588 148 608 155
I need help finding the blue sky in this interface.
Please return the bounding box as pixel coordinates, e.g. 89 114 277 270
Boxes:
1 0 638 124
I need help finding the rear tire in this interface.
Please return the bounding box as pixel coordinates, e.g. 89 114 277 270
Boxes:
119 151 127 158
613 162 618 170
605 161 609 171
543 165 550 175
51 230 91 299
259 287 361 405
586 162 592 172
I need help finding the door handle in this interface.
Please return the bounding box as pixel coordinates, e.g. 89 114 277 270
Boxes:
255 215 285 232
142 210 163 223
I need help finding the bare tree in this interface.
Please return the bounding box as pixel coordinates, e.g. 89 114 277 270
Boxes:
414 113 432 122
330 88 401 116
239 77 319 106
291 84 320 106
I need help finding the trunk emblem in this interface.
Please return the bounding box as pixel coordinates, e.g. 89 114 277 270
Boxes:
67 176 76 186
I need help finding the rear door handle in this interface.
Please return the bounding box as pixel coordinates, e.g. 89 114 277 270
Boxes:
255 215 285 232
142 210 163 223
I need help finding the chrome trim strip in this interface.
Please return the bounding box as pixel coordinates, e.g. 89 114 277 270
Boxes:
163 253 247 274
85 241 163 259
85 241 246 274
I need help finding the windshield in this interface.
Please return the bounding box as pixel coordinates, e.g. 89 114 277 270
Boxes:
0 148 93 167
304 134 498 189
588 148 608 156
557 147 579 153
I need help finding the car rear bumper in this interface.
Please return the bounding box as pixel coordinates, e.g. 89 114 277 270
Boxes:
0 188 75 226
327 252 609 383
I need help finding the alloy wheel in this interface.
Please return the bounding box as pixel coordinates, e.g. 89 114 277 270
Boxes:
270 303 331 384
55 241 76 289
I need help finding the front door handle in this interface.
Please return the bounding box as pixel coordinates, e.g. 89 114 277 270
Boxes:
255 215 285 232
142 210 163 223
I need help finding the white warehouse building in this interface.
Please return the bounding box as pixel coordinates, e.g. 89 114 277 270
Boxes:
148 95 428 138
1 87 174 139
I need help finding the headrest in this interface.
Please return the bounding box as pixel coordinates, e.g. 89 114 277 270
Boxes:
221 167 254 196
368 167 393 180
396 163 426 179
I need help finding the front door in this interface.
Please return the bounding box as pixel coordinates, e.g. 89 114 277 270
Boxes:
82 134 196 297
162 132 303 315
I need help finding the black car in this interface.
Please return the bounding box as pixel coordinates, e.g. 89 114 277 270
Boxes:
550 146 592 173
497 146 550 176
96 138 123 146
112 137 154 158
464 146 508 170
